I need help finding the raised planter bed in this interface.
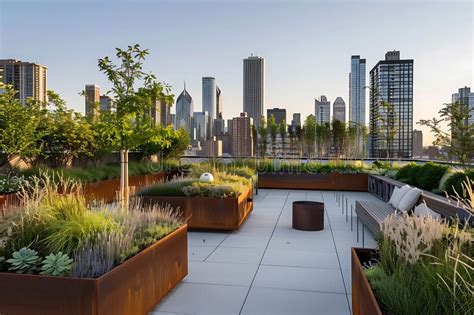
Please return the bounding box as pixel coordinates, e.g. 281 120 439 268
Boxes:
142 187 253 230
351 247 382 315
0 224 188 315
0 192 21 218
258 172 368 191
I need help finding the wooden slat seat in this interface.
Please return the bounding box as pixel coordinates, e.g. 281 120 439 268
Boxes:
355 200 396 235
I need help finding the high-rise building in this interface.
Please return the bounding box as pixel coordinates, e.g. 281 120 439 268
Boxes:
243 55 265 128
168 113 176 127
85 84 100 117
291 113 301 130
214 114 225 136
369 51 414 158
150 99 170 126
0 59 47 105
267 108 287 124
349 55 366 126
201 137 222 157
333 97 346 122
193 111 210 141
315 95 331 125
227 119 234 135
202 77 216 121
99 95 112 111
232 112 254 157
216 85 222 117
452 86 474 126
176 84 194 136
413 129 423 157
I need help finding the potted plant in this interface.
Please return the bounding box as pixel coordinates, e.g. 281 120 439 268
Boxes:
352 212 473 315
140 171 254 230
0 178 188 315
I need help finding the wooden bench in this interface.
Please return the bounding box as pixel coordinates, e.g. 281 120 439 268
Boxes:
356 175 471 246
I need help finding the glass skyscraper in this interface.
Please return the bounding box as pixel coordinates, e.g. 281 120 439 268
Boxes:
349 56 366 126
243 55 265 128
176 84 194 137
369 51 414 158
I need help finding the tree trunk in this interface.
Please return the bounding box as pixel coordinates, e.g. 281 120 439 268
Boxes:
119 149 129 208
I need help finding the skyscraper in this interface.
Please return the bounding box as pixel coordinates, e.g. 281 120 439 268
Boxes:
85 84 100 117
291 113 301 130
315 95 330 125
232 112 254 157
150 99 170 126
413 129 423 157
216 85 222 117
369 51 414 158
176 84 194 136
193 111 210 141
267 108 287 124
202 77 216 121
452 86 474 126
243 55 265 127
349 55 366 126
333 97 346 122
99 95 112 111
0 59 47 105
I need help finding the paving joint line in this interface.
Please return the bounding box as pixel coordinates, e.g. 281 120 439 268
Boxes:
238 189 291 315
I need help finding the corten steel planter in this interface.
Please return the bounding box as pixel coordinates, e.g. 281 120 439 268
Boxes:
142 187 253 230
351 247 383 315
258 172 368 191
0 224 188 315
292 201 324 231
85 172 167 203
0 192 21 218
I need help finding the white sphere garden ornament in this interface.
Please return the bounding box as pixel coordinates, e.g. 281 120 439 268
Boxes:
199 173 214 183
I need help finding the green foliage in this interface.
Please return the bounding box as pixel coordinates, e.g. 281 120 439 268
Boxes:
254 159 366 174
395 163 422 185
40 252 73 276
419 100 474 169
443 170 474 197
140 179 197 197
7 247 40 274
303 115 316 157
415 162 449 191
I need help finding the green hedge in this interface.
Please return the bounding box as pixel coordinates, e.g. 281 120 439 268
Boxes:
395 162 449 192
442 170 474 198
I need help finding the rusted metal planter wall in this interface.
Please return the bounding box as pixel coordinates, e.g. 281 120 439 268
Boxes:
84 172 167 203
258 173 368 191
0 224 188 315
351 247 383 315
142 187 253 230
0 192 21 218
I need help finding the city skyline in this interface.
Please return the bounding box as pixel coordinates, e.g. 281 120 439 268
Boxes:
1 1 473 146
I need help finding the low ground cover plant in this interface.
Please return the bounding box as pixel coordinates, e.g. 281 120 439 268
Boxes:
139 171 251 198
0 178 183 278
364 212 473 314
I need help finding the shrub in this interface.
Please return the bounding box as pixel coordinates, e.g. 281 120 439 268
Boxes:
415 162 449 191
443 170 474 197
395 163 422 185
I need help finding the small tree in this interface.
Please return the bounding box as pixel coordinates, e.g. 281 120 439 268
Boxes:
279 120 287 158
0 85 43 170
295 125 304 158
98 44 173 203
268 115 278 157
418 101 474 168
373 101 397 160
257 117 268 157
287 125 295 157
303 115 316 159
331 120 347 158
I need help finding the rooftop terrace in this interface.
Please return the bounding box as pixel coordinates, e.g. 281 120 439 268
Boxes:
152 189 380 315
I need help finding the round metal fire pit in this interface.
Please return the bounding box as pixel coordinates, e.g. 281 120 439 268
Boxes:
292 201 324 231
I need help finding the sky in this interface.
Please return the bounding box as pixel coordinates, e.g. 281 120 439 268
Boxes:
1 0 473 146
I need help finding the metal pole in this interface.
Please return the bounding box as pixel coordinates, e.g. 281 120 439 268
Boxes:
351 205 353 231
345 198 348 222
362 224 365 248
357 216 359 242
341 193 344 214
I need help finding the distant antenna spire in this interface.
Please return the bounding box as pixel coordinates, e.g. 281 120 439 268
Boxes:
184 80 186 91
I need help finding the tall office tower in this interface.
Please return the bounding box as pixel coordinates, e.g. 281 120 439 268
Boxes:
333 97 346 122
243 55 265 128
452 86 474 126
216 85 222 117
168 113 176 128
349 55 366 126
0 59 47 105
232 112 254 157
85 84 100 117
315 95 331 125
214 114 225 136
202 77 216 121
291 113 301 130
149 99 170 126
193 111 210 141
267 108 287 124
227 119 234 135
99 95 112 111
413 129 423 157
176 84 194 136
369 51 414 158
